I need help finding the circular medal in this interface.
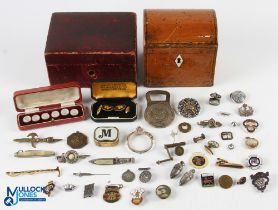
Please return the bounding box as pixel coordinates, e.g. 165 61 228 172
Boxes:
175 146 184 156
64 150 79 164
155 185 171 199
230 91 246 103
189 153 208 169
178 98 200 118
178 122 191 133
67 131 88 149
122 169 135 182
218 175 233 189
139 169 152 183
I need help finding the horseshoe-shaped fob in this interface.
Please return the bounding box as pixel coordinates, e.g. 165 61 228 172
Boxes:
144 90 175 128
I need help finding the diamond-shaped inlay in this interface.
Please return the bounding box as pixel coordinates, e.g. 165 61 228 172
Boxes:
175 54 183 68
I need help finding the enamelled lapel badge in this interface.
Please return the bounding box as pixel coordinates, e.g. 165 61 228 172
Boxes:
103 184 123 203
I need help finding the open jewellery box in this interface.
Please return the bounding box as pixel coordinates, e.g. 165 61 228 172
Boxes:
13 82 86 130
91 81 137 122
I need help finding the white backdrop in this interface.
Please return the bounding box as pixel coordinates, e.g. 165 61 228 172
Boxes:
0 0 277 210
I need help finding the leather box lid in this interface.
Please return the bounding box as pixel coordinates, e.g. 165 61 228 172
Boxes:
14 82 82 112
91 81 137 100
144 9 217 46
45 12 137 64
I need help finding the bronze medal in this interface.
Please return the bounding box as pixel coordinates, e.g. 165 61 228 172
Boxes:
218 175 233 189
155 185 171 199
67 131 88 149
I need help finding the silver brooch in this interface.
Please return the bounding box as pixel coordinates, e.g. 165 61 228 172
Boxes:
239 104 254 117
250 171 269 192
230 91 246 103
243 119 259 132
198 118 222 128
209 92 221 106
56 150 90 164
64 184 76 192
178 98 200 118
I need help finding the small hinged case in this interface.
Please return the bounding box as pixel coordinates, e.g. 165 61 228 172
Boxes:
91 81 137 122
144 9 218 87
14 82 86 130
45 12 137 88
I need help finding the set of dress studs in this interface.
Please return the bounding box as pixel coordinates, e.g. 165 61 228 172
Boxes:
22 108 80 124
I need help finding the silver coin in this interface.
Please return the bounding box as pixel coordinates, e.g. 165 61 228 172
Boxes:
139 170 152 183
70 109 79 116
122 169 135 182
230 91 246 103
51 111 60 118
32 115 40 122
61 108 70 116
41 113 50 120
23 115 31 123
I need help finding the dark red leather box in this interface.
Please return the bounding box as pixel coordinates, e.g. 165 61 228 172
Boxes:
45 12 137 88
13 82 86 130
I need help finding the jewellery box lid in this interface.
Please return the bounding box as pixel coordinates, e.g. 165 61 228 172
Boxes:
45 12 137 64
91 81 137 100
144 9 217 46
14 82 82 112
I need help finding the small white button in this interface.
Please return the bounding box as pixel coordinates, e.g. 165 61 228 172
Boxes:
23 115 31 123
70 109 79 116
32 114 40 122
41 113 50 120
51 111 60 118
61 108 70 116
